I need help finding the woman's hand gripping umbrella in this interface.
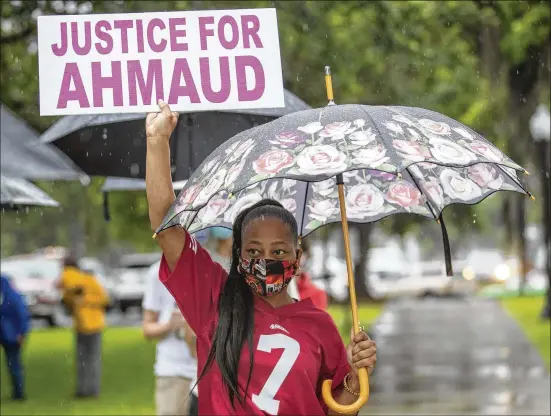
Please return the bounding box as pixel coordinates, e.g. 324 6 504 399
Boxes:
152 67 530 414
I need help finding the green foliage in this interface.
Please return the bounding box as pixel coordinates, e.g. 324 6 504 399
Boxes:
0 0 548 256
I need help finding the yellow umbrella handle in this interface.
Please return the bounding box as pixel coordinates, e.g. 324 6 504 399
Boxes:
322 368 369 414
321 175 370 414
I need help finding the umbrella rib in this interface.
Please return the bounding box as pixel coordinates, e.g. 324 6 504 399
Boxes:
494 164 530 196
300 181 309 236
361 106 400 175
405 167 439 220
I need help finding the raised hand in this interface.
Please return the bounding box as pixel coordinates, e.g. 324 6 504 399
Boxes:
145 99 179 140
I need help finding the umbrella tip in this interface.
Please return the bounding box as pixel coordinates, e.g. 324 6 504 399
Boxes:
524 170 530 176
529 194 536 201
152 232 157 239
324 66 335 105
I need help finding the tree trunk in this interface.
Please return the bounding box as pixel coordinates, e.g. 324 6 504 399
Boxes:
502 198 514 256
353 223 373 301
537 140 551 318
516 194 527 296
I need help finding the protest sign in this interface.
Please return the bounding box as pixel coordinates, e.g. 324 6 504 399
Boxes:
37 8 284 116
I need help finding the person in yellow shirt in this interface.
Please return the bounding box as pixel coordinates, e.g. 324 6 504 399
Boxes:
56 253 109 398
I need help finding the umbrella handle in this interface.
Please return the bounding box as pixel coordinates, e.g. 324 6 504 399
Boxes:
322 368 369 414
321 175 370 413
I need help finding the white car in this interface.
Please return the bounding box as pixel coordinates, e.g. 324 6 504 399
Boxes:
0 251 112 326
112 252 161 314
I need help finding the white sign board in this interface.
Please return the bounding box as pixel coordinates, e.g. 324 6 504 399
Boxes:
37 8 284 116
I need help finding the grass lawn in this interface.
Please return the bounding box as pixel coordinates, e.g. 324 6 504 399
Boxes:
1 327 156 415
501 295 550 369
1 303 384 415
328 302 384 340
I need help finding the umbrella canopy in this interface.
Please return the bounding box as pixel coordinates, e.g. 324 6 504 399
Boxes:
157 104 528 234
0 104 88 183
155 104 529 278
1 175 60 209
40 90 310 180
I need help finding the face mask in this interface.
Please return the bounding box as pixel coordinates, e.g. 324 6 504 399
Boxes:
238 257 299 297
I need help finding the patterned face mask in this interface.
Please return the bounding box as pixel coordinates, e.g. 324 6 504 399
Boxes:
238 257 299 297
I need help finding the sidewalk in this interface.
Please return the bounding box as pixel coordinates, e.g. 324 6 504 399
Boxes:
362 297 550 415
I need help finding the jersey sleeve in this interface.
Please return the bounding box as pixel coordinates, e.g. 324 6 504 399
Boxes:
159 230 228 334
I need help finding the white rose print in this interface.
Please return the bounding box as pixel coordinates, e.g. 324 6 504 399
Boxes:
419 118 451 135
226 138 255 163
197 195 231 223
312 178 336 197
392 114 414 126
296 145 348 176
467 140 503 163
392 139 430 162
452 127 474 140
194 169 227 206
318 121 352 139
297 122 323 135
253 150 295 175
440 169 482 201
349 129 377 146
467 165 504 190
224 160 247 188
430 138 476 165
281 198 297 214
352 145 389 168
354 119 366 128
421 180 444 207
308 199 340 223
384 122 404 135
346 184 386 219
224 193 263 224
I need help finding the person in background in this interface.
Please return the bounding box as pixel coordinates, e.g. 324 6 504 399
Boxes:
297 238 328 310
143 259 197 416
142 228 231 416
56 253 109 398
203 227 233 271
0 274 30 401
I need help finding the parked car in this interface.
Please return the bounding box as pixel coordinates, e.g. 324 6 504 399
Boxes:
461 249 511 284
112 252 161 314
0 249 114 326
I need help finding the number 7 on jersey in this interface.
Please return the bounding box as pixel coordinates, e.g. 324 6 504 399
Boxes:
252 333 300 415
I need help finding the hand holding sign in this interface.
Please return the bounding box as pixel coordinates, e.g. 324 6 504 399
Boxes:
145 99 179 140
38 9 284 115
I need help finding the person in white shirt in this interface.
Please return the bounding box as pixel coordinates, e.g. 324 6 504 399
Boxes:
142 260 197 415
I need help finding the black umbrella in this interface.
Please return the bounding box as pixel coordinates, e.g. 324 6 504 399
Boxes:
0 104 88 183
40 90 310 180
1 175 60 209
100 176 187 221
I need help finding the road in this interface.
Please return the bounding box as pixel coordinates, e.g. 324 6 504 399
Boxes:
363 297 550 415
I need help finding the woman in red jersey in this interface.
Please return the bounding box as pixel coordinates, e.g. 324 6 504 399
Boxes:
146 101 377 416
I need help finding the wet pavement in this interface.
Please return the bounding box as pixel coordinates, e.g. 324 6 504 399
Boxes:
363 297 550 415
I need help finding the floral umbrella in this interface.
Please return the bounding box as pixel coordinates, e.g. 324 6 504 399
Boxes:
154 68 531 413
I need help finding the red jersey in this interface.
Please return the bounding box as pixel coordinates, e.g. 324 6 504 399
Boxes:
159 232 349 415
296 272 328 311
